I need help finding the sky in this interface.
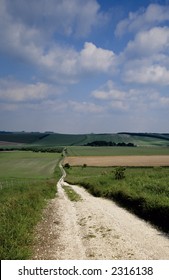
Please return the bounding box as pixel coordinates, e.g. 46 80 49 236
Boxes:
0 0 169 134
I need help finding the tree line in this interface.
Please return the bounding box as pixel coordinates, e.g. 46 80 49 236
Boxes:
84 141 135 147
0 146 63 153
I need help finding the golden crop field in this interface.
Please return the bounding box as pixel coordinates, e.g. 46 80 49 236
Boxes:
64 155 169 166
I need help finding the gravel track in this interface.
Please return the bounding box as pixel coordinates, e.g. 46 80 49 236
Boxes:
33 166 169 260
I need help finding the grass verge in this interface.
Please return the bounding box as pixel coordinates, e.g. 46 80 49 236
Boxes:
63 185 81 201
0 152 62 260
0 178 57 259
65 166 169 233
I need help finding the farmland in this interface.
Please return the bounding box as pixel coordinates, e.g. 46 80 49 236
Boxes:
1 131 169 147
1 131 169 259
66 145 169 156
64 155 169 167
0 151 60 179
0 151 61 259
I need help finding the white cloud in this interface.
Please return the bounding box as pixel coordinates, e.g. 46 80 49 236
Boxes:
39 42 116 82
4 0 103 37
149 92 169 107
92 81 129 111
79 42 115 73
115 4 169 36
69 100 104 113
92 81 126 100
124 62 169 85
120 26 169 86
0 0 113 83
0 79 59 102
91 80 169 113
125 27 169 57
0 0 116 83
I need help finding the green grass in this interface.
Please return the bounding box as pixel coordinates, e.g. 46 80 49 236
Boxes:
0 178 57 259
63 185 82 201
34 133 87 146
0 151 60 179
0 132 48 144
65 166 169 233
0 151 62 259
67 146 169 156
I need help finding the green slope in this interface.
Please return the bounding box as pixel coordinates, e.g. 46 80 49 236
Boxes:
0 132 49 144
1 132 169 147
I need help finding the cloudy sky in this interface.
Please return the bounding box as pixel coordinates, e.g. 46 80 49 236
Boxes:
0 0 169 133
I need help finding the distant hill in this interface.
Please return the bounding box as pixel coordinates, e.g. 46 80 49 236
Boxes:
0 132 49 144
0 131 169 147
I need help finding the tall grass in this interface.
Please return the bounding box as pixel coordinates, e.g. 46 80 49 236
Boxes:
0 178 57 259
65 166 169 233
0 152 62 260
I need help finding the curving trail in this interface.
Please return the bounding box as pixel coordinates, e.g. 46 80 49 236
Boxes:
33 164 169 260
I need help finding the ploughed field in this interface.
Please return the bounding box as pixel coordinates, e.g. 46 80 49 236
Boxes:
64 155 169 167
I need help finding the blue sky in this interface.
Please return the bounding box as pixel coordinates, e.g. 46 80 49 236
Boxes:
0 0 169 133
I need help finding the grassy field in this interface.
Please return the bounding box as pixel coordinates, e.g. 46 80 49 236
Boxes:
0 151 61 259
1 131 169 147
0 151 60 179
67 146 169 156
65 166 169 233
0 132 48 144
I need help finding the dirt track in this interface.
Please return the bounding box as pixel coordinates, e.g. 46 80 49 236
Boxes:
64 155 169 166
33 167 169 260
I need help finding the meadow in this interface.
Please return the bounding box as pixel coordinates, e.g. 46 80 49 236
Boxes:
67 145 169 156
0 151 61 259
0 151 60 179
65 165 169 233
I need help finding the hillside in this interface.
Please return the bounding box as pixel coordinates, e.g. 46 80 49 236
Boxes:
0 131 169 147
0 131 49 144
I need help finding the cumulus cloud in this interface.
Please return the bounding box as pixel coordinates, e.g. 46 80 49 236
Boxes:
91 80 169 112
115 4 169 36
124 64 169 85
38 42 116 82
0 78 59 102
79 42 115 73
92 80 126 100
92 81 128 111
3 0 103 37
121 26 169 86
0 0 115 84
125 27 169 57
0 0 113 83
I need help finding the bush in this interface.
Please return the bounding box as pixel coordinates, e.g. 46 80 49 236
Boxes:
114 167 125 180
64 163 70 169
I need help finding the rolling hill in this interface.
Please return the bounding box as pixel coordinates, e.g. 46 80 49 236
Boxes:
0 131 169 147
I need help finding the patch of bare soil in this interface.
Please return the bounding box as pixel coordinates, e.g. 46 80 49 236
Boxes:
33 177 169 260
64 155 169 166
